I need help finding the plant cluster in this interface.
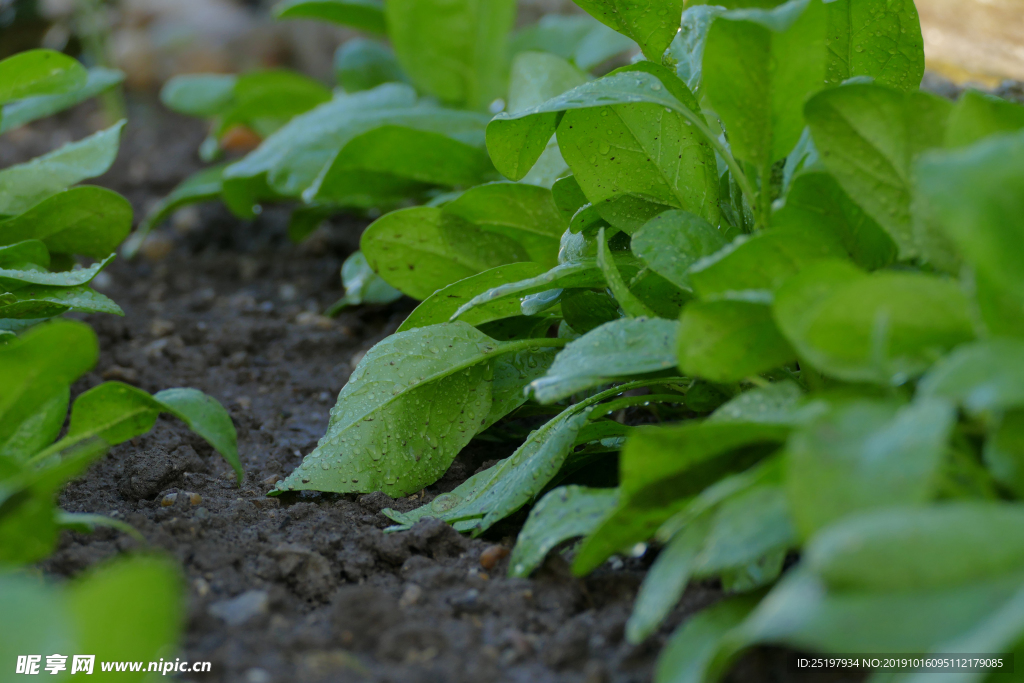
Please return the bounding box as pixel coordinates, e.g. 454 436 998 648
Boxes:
0 49 241 672
199 0 1024 678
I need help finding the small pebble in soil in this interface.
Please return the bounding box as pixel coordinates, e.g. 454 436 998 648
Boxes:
208 590 270 627
398 584 422 608
160 492 177 507
479 544 510 570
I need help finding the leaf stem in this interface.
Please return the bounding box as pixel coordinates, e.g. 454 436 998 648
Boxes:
757 159 774 230
495 337 570 356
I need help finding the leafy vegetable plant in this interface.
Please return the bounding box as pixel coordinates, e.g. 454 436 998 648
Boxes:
273 0 1024 677
1 48 241 667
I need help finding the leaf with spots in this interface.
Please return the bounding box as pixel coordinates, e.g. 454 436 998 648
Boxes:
572 0 683 62
824 0 924 92
274 322 566 497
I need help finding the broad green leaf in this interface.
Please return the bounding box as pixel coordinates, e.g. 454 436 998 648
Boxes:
159 73 236 117
918 339 1024 417
805 83 951 260
0 254 114 291
655 595 758 683
708 381 811 425
273 323 559 497
508 485 619 577
692 484 795 577
273 0 386 34
0 573 74 669
629 512 713 644
152 388 243 482
668 5 727 97
67 556 182 681
222 86 490 216
441 182 567 268
0 121 125 217
0 67 123 133
530 317 678 403
574 420 788 575
397 262 546 332
62 382 241 479
730 569 1024 668
552 175 588 222
334 39 407 92
385 0 515 110
561 289 620 334
703 0 826 169
0 186 132 259
56 511 143 541
507 51 589 114
361 207 530 300
916 129 1024 338
687 225 848 299
787 397 955 538
555 64 721 231
596 228 657 317
773 169 897 270
324 251 402 315
774 260 974 383
510 14 636 71
0 283 122 319
126 164 226 258
483 347 559 430
572 0 682 62
0 240 49 268
678 300 796 383
0 50 86 105
0 321 96 425
946 89 1024 149
631 210 730 292
985 411 1024 498
0 384 68 463
486 68 717 219
806 503 1024 591
824 0 924 91
218 70 333 139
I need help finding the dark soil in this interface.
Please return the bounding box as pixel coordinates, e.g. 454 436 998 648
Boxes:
11 97 867 683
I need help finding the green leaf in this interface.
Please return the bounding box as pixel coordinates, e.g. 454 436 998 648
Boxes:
773 169 897 270
273 322 561 497
0 384 68 463
334 39 407 92
0 254 114 291
510 14 637 71
0 573 74 666
0 321 97 427
806 503 1024 591
703 0 826 169
805 83 951 260
824 0 924 91
0 50 87 106
56 511 143 540
552 175 588 222
0 283 122 319
687 225 848 299
0 186 132 259
442 182 567 269
678 300 796 383
708 381 812 426
508 485 619 577
397 262 546 332
126 164 226 258
946 89 1024 149
531 317 678 403
273 0 386 33
508 51 590 114
916 129 1024 338
572 0 683 62
597 227 657 317
787 397 955 538
1 67 123 133
629 512 713 644
385 0 515 110
631 210 730 292
152 388 243 482
561 289 621 334
654 595 758 683
668 5 727 97
67 556 182 680
0 121 125 217
773 260 975 383
0 240 49 268
918 339 1024 417
218 70 333 139
361 206 531 300
325 251 403 315
985 410 1024 498
160 73 237 117
554 64 721 232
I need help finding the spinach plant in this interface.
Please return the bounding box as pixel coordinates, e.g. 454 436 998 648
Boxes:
276 0 1024 677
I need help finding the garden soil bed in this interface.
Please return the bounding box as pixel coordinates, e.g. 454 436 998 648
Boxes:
12 98 864 683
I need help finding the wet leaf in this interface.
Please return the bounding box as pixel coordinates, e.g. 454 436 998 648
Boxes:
631 210 729 292
708 381 812 426
945 90 1024 149
654 595 758 683
572 0 682 62
0 186 132 259
0 254 114 291
334 39 407 92
0 283 122 319
508 485 619 577
0 50 86 106
918 339 1024 417
824 0 924 90
325 251 403 315
1 67 123 133
273 0 386 33
667 5 726 97
160 73 236 117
